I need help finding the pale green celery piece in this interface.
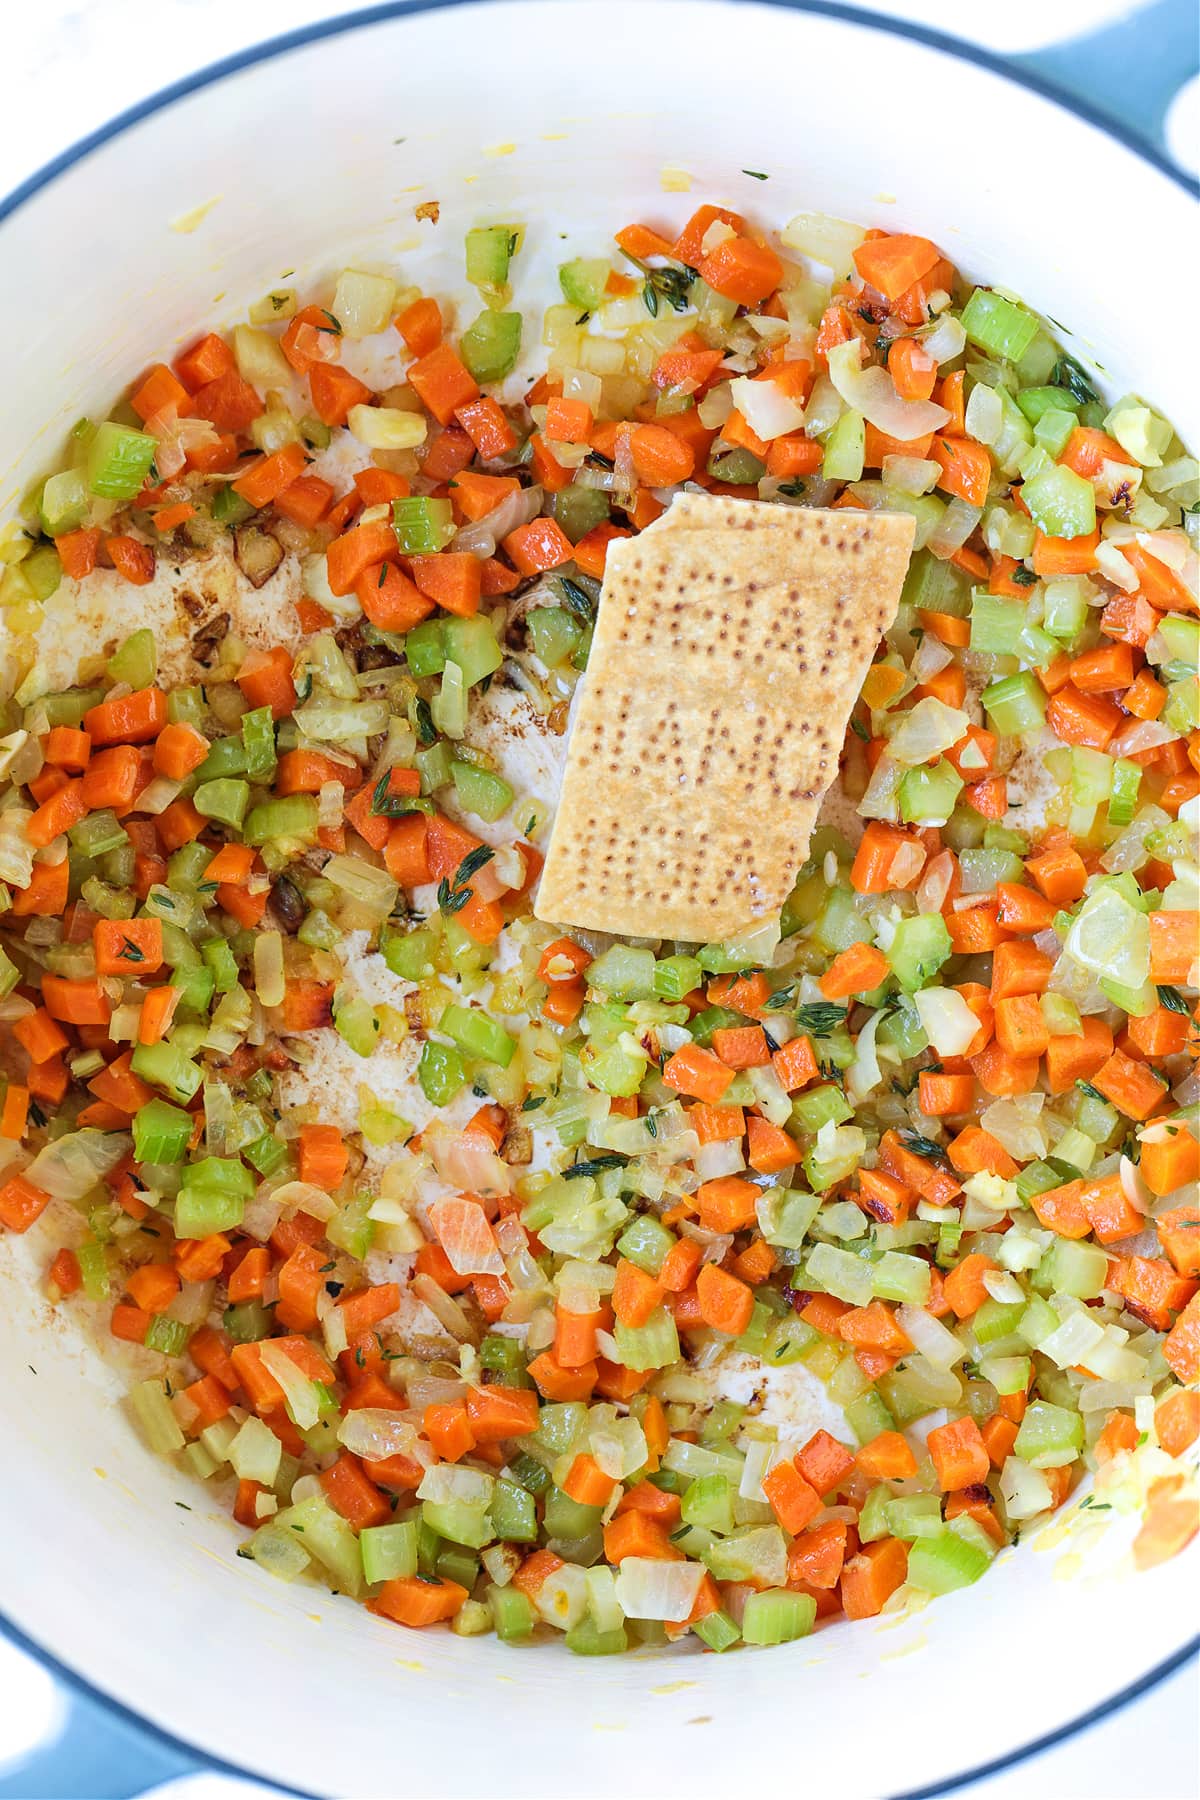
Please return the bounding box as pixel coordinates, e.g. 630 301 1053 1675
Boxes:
822 409 865 481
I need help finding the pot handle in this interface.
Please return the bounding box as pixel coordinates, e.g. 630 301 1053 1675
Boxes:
1010 0 1198 165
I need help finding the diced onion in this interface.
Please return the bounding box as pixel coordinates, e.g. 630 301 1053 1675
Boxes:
614 1556 706 1623
913 988 980 1057
896 1303 967 1371
452 484 544 558
427 1197 505 1277
827 340 949 441
728 374 806 442
27 1129 128 1201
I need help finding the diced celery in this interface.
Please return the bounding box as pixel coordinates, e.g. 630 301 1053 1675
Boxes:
194 778 250 830
460 311 522 383
131 1040 203 1104
884 1493 943 1541
489 1479 539 1544
682 1473 736 1535
790 1084 853 1134
198 736 248 781
871 1250 931 1305
489 1581 537 1641
1014 1399 1083 1468
898 760 963 825
86 421 157 499
107 628 157 689
741 1588 816 1646
439 1003 516 1068
907 1529 990 1594
559 258 610 312
144 1315 189 1357
444 615 504 688
432 661 468 740
244 794 319 848
1016 386 1082 424
170 962 216 1016
526 607 583 668
450 761 513 824
565 1618 628 1656
553 484 610 543
1021 464 1096 538
129 1378 185 1455
709 447 765 484
613 1307 680 1370
417 1040 467 1105
201 937 240 994
982 672 1047 735
360 1520 418 1584
132 1097 192 1164
822 409 865 481
240 706 277 781
380 925 439 983
39 468 89 537
1042 578 1090 643
406 619 447 678
845 1389 895 1445
693 1609 741 1652
970 593 1026 657
279 1495 365 1599
1033 407 1077 458
653 954 703 1002
543 1485 601 1540
1037 1236 1109 1300
1107 759 1141 827
392 496 455 555
466 224 519 291
888 913 952 992
756 1186 822 1249
587 944 656 1001
224 1300 270 1343
961 289 1039 362
616 1213 675 1274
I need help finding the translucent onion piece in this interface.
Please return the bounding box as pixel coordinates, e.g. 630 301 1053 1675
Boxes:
452 483 544 559
427 1197 505 1277
614 1556 706 1622
827 340 949 441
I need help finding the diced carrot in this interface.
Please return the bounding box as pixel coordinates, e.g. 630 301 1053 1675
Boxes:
612 1258 664 1328
465 1383 539 1443
396 296 443 357
841 1538 908 1619
819 942 889 999
662 1041 734 1104
928 1415 990 1491
695 1262 754 1336
455 395 518 458
297 1122 348 1191
746 1114 801 1175
409 552 482 618
763 1459 822 1534
1149 912 1198 984
11 857 70 918
1156 1387 1200 1458
1163 1294 1200 1384
990 940 1053 1001
853 233 941 302
408 343 479 426
931 436 991 507
1043 1016 1114 1095
942 1252 998 1317
1110 1256 1197 1333
502 517 574 577
1090 1048 1167 1122
236 646 296 720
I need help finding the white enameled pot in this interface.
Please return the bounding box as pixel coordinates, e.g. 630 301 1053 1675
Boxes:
0 5 1196 1795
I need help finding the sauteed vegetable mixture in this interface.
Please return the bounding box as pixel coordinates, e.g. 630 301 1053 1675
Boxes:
0 203 1197 1651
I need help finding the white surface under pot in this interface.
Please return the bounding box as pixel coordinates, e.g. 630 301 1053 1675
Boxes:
0 5 1196 1797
